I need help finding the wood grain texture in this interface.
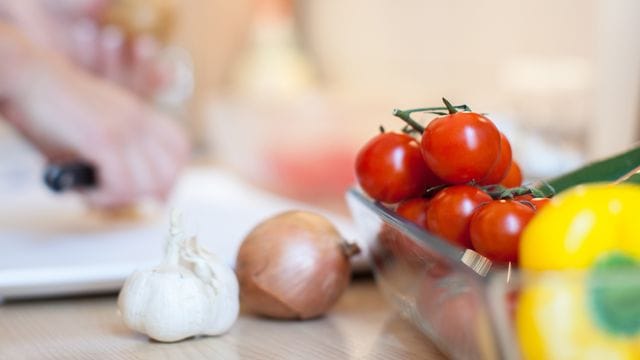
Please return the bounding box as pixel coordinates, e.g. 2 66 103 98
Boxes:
0 278 445 360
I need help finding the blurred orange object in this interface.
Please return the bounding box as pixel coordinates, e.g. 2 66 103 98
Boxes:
266 144 356 200
103 0 176 42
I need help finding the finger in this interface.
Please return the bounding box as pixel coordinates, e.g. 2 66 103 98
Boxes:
84 142 133 209
139 135 177 201
148 54 175 97
146 117 191 202
152 114 191 163
131 35 162 97
123 140 158 199
70 19 100 71
98 25 126 83
151 46 194 105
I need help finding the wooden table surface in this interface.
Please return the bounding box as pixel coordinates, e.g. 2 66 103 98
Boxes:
0 277 446 360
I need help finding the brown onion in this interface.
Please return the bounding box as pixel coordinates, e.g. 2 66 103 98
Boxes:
236 210 360 319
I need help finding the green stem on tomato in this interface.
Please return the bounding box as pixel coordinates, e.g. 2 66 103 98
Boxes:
401 125 422 136
422 183 450 198
392 108 426 134
442 97 458 114
529 181 556 198
392 101 472 134
402 105 471 115
482 184 550 200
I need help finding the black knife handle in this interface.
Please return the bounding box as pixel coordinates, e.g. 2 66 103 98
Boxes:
44 162 97 192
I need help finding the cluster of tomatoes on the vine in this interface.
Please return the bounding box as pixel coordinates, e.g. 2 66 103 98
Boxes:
355 99 551 264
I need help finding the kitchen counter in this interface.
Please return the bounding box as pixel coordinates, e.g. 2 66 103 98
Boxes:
0 277 445 359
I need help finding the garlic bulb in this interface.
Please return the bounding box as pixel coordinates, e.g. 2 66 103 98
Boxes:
117 211 239 342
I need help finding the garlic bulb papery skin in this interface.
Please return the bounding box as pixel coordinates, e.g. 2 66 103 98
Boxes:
117 211 239 342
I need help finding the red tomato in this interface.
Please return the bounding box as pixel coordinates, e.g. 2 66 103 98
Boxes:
356 132 441 203
530 197 551 211
426 185 492 248
514 195 551 212
514 194 551 211
480 133 512 185
384 197 441 271
500 161 523 188
396 197 431 230
421 112 501 184
469 200 536 263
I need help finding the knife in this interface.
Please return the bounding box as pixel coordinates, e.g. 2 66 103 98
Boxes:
44 162 96 192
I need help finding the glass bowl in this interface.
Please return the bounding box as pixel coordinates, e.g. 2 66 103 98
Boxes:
346 188 640 360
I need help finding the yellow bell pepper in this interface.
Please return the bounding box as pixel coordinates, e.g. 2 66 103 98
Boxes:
520 183 640 270
517 273 639 360
517 183 640 360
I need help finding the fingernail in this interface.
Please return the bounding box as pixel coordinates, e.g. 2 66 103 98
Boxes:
102 25 125 51
134 35 159 61
100 25 125 79
71 19 99 69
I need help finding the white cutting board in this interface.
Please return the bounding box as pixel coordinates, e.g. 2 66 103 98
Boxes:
0 166 362 300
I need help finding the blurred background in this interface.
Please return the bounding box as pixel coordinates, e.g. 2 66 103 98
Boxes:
1 0 639 209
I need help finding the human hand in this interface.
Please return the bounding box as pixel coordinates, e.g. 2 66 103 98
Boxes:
2 44 189 209
2 0 171 99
